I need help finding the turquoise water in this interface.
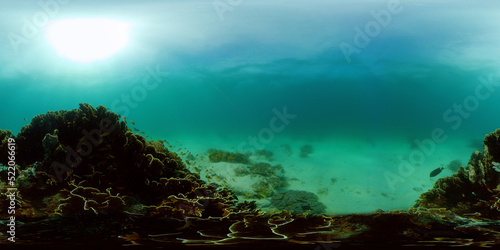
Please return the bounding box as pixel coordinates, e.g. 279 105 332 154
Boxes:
1 0 500 213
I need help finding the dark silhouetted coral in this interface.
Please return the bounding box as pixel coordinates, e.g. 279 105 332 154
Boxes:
0 103 240 226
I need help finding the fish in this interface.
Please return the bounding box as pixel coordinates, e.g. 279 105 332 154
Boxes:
429 167 444 177
24 117 27 121
131 120 135 125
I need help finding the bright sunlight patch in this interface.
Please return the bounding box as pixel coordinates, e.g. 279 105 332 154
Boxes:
46 18 129 63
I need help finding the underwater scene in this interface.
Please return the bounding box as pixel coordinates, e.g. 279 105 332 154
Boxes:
1 0 500 249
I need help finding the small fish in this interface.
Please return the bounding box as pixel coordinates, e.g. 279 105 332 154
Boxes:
131 120 135 125
24 117 27 121
430 167 444 177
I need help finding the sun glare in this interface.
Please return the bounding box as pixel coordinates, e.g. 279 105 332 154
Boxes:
46 18 129 63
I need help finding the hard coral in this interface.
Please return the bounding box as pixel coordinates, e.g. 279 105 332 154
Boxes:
56 181 126 215
271 190 326 215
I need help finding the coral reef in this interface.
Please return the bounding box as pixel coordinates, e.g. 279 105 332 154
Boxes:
207 149 250 164
270 190 326 214
0 103 239 226
411 129 500 218
3 104 500 248
299 144 314 158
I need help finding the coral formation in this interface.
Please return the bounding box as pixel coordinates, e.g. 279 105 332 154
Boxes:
299 144 314 158
270 190 326 214
0 103 239 226
207 149 250 164
248 162 283 177
411 129 500 218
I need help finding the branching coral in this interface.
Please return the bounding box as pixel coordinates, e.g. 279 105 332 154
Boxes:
56 181 126 215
